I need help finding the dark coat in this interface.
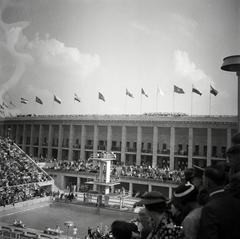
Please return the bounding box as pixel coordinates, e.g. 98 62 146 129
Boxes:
200 191 240 239
225 171 240 200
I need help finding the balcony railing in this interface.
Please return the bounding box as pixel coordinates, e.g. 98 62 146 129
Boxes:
125 147 137 152
111 146 121 151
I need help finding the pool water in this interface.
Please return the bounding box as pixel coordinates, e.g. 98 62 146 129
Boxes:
0 202 136 238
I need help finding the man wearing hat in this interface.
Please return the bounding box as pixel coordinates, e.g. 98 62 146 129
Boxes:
173 183 202 239
200 165 240 239
135 191 183 239
225 144 240 200
191 165 209 206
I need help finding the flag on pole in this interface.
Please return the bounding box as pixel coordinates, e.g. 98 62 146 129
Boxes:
141 88 148 97
10 101 15 107
0 104 4 110
174 85 185 94
157 86 164 96
36 96 43 105
210 85 218 96
54 95 61 104
126 89 134 98
2 101 8 108
74 93 81 102
192 85 202 96
98 92 105 102
21 97 28 104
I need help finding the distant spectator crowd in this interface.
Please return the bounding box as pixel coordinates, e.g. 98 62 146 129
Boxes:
40 158 184 184
0 137 52 207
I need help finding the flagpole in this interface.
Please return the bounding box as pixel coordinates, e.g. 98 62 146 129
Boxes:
209 87 211 116
53 99 54 114
73 97 75 115
173 86 175 115
191 88 193 116
97 96 99 115
156 86 158 112
140 88 142 114
125 89 127 114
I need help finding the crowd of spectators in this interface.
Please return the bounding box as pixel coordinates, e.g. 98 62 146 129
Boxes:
0 137 52 207
41 159 184 184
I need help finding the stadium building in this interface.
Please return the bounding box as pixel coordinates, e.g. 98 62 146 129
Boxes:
0 113 237 169
0 113 238 199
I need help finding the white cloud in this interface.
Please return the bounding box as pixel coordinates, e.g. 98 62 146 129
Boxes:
173 50 208 82
20 33 100 77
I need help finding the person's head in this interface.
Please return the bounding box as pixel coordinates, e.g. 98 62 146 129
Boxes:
191 165 204 190
170 200 182 218
173 183 198 207
183 168 194 184
231 132 240 145
138 208 151 227
227 144 240 174
203 165 226 193
135 191 168 218
111 220 133 239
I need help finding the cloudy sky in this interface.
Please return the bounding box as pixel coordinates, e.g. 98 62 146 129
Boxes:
0 0 239 116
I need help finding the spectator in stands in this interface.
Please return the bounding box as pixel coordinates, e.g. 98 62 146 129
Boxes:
173 183 202 239
135 191 183 239
137 208 152 239
183 168 194 184
191 165 209 206
111 220 133 239
169 199 183 226
231 132 240 145
225 144 240 200
200 165 240 239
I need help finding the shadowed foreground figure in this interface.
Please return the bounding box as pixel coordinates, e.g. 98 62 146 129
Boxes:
200 165 240 239
111 220 133 239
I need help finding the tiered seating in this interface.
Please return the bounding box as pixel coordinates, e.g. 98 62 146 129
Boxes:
0 137 52 207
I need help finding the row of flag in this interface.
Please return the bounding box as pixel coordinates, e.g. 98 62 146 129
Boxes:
1 84 218 108
19 93 81 106
173 84 218 96
98 85 218 102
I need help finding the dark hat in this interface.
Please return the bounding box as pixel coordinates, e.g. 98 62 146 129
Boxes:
227 144 240 155
135 191 167 206
192 165 204 178
173 183 198 205
184 168 194 181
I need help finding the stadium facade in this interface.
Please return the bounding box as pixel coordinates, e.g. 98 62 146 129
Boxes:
0 113 237 170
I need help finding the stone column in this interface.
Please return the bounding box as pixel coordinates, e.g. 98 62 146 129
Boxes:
47 125 53 159
57 125 63 160
148 184 152 192
80 125 86 160
93 125 99 154
227 128 231 150
136 126 142 166
107 125 112 152
152 126 158 167
22 124 26 151
207 128 212 166
121 126 126 164
29 124 34 156
188 127 193 168
68 125 74 161
38 125 43 157
16 124 19 145
129 182 133 197
169 186 173 198
169 127 175 171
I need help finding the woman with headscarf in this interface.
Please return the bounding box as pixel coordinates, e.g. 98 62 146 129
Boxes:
135 191 183 239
